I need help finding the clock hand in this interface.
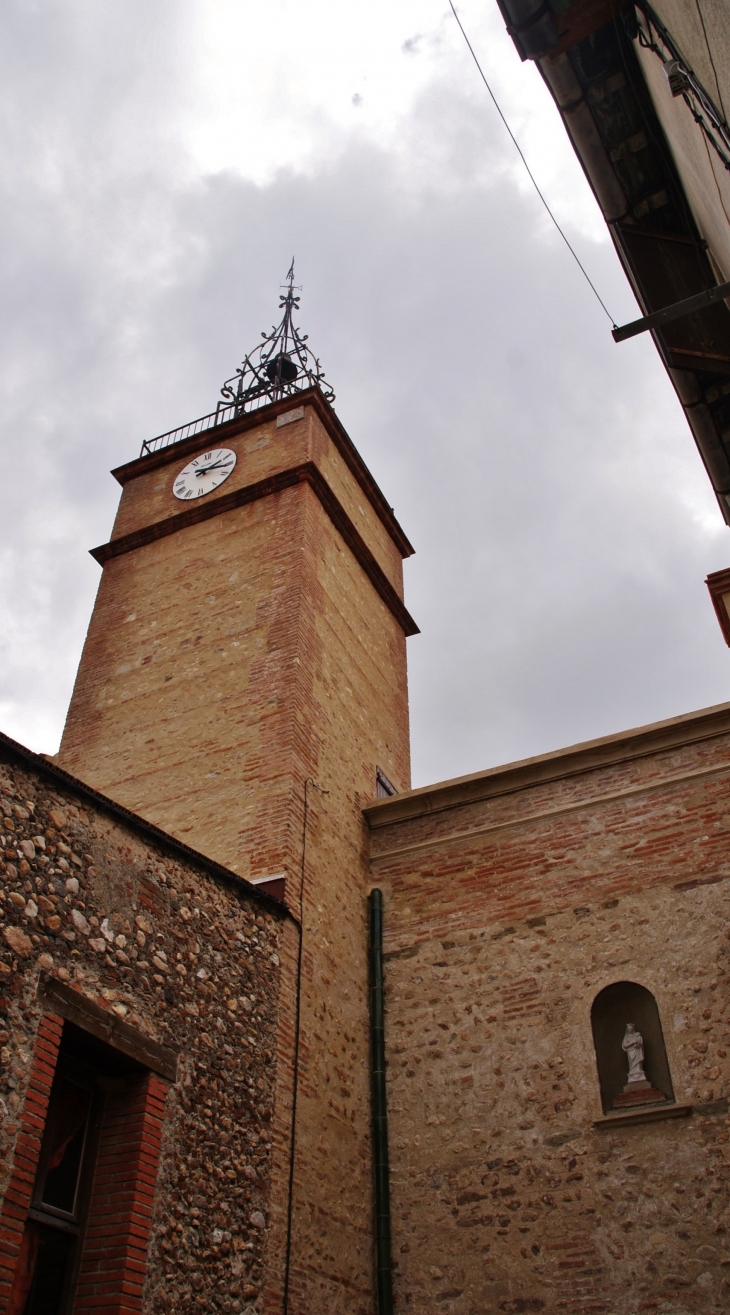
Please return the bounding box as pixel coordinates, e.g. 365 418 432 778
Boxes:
195 460 233 476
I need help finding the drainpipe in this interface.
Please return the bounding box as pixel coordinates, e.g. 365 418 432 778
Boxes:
369 888 393 1315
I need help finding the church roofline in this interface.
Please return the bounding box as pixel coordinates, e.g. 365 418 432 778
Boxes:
112 386 415 560
364 699 730 828
0 730 296 924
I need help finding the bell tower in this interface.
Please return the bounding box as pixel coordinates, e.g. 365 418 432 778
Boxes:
58 269 416 1311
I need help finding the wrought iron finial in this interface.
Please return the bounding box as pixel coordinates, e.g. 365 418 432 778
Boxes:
218 263 335 416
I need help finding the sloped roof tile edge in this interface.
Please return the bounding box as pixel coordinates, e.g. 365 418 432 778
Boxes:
0 730 295 924
364 701 730 828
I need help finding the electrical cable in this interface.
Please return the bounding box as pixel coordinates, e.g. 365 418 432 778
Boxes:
447 0 618 326
634 0 730 171
694 0 727 127
611 7 712 294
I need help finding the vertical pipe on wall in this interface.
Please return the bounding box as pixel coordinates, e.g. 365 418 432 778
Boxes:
369 888 393 1315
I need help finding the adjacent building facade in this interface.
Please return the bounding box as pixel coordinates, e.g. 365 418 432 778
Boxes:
494 0 730 535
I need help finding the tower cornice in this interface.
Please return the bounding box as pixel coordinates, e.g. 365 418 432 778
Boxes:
111 387 414 560
90 459 420 637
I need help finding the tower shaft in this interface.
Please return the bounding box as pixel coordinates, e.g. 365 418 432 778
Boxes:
59 388 415 1312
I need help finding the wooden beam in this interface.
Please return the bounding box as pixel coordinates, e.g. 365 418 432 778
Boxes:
612 279 730 342
38 973 179 1081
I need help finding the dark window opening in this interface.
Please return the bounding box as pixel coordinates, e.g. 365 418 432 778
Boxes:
591 980 674 1115
12 1225 76 1315
9 1022 146 1315
37 1076 92 1218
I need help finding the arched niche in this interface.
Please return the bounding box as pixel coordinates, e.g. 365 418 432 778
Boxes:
591 981 674 1115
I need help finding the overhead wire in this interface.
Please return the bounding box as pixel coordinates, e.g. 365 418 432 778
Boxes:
447 0 618 327
693 0 727 126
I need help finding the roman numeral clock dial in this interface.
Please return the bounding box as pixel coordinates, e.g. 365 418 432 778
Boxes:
173 448 237 500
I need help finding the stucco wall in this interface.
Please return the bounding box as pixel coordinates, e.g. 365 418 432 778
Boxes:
635 0 730 282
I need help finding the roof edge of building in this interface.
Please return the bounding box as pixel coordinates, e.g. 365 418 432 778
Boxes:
364 700 730 827
0 729 295 924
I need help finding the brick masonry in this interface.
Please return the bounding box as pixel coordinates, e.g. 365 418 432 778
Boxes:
0 739 287 1315
365 705 730 1314
0 1011 63 1309
75 1071 169 1314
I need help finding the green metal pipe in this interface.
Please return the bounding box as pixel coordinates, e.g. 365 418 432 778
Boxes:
369 888 393 1315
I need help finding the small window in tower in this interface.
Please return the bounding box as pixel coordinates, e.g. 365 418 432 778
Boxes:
376 768 397 799
591 980 674 1115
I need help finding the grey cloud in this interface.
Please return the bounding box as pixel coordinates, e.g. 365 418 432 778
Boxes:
0 4 728 788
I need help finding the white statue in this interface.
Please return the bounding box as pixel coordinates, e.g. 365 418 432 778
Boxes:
622 1023 647 1084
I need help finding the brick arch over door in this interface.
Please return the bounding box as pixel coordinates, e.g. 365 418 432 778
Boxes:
591 981 674 1115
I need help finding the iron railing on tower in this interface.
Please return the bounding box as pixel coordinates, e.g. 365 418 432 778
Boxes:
140 262 334 458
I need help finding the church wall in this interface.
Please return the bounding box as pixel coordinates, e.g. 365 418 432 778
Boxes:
366 708 730 1314
0 739 286 1315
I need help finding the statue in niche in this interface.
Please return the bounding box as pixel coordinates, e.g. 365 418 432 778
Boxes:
611 1020 666 1109
622 1023 647 1085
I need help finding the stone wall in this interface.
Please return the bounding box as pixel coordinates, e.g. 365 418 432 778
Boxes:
365 705 730 1315
0 735 288 1315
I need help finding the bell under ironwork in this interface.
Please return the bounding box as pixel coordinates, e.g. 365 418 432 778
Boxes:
265 353 298 385
218 261 334 417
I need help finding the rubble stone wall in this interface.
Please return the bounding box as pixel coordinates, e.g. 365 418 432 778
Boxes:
0 740 286 1315
366 709 730 1315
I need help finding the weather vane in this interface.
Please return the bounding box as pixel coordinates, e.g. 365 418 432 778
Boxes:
218 261 335 416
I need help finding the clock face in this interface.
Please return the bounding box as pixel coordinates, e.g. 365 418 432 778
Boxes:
173 448 237 501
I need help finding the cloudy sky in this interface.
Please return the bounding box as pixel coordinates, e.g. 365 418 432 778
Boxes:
1 0 729 789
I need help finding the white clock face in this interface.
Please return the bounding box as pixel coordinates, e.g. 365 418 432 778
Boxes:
173 448 237 501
